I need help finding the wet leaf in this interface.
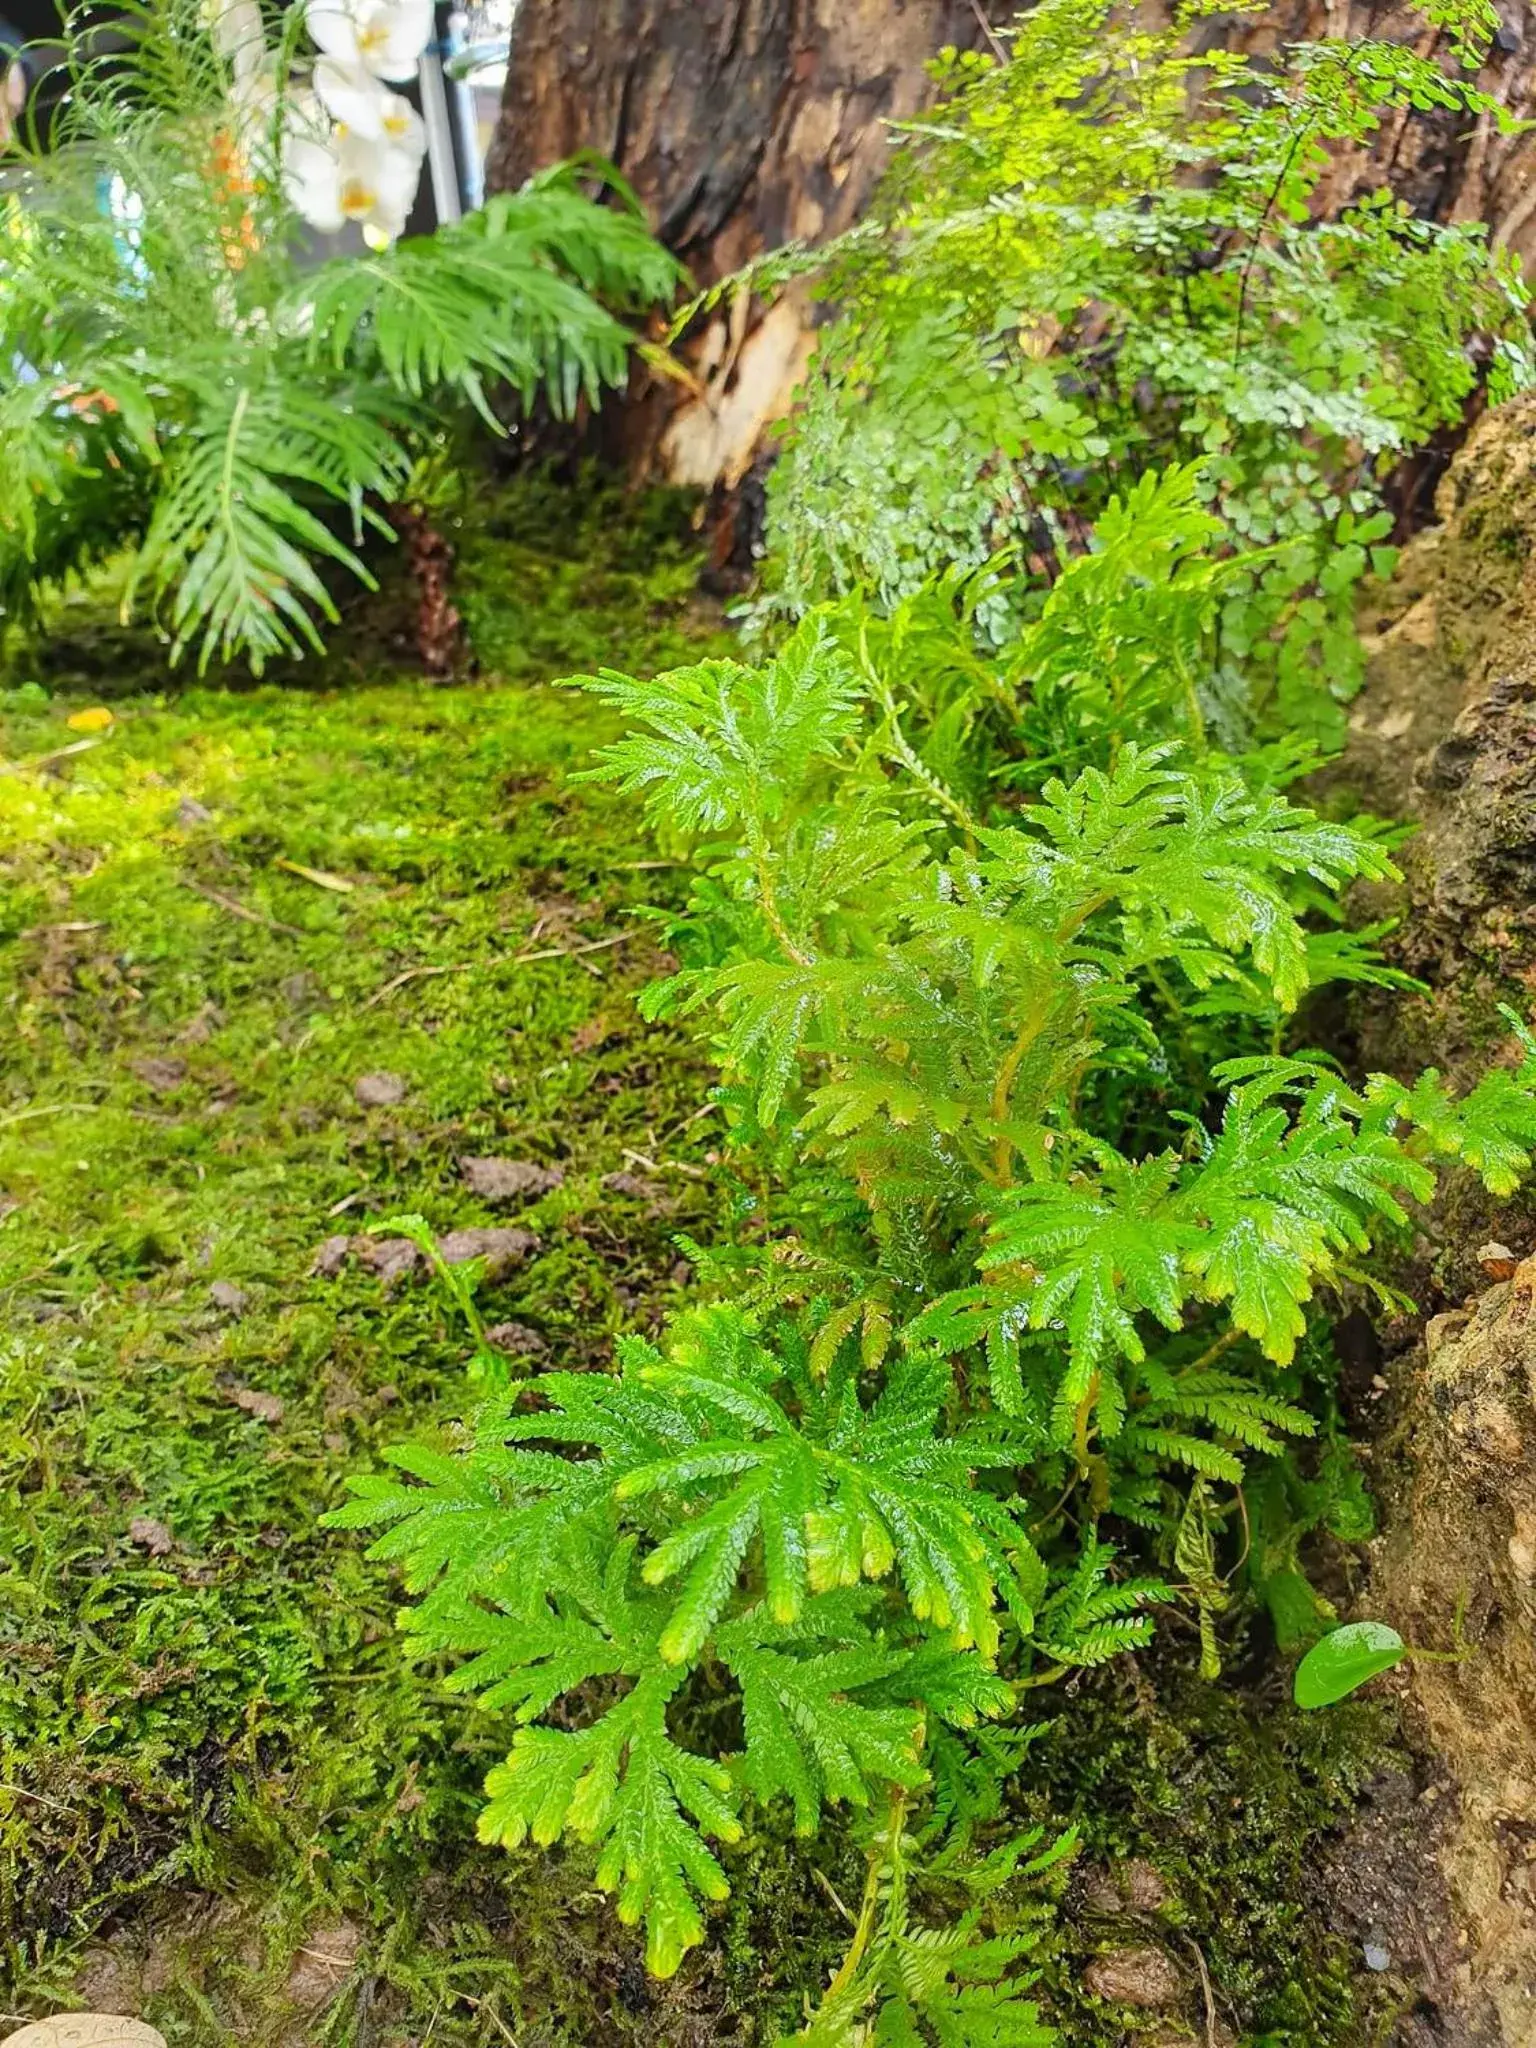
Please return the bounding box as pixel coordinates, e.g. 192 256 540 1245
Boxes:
1293 1621 1406 1708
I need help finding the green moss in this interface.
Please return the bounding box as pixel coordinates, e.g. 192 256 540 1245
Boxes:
1018 1665 1391 2046
0 479 751 2042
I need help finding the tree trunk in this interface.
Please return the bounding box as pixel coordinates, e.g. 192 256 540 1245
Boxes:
1318 391 1536 2047
484 0 1000 498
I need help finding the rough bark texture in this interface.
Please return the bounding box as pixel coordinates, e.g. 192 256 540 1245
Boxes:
1328 393 1536 2046
484 0 999 494
1346 388 1536 1125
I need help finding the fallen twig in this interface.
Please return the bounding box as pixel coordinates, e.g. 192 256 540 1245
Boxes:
274 857 356 894
512 931 629 967
1182 1934 1220 2048
182 880 305 937
363 962 472 1008
0 736 105 777
0 1102 99 1127
0 1779 79 1814
621 1145 707 1181
969 0 1009 63
460 1995 519 2046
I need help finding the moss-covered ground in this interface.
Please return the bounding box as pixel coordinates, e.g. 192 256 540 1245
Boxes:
0 479 1394 2046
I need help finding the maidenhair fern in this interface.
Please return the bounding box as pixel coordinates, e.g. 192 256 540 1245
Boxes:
738 0 1534 745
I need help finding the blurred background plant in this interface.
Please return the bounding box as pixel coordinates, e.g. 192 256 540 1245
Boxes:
0 0 679 673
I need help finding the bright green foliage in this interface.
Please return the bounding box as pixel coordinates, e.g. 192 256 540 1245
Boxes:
1293 1621 1407 1708
742 0 1533 743
327 1304 1069 1974
585 619 1399 1200
585 621 1534 1448
347 480 1536 1976
345 475 1536 1979
321 0 1536 2004
0 0 678 670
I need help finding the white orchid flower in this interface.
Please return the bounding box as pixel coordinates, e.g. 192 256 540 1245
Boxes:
305 0 432 83
284 123 419 242
315 58 425 162
377 91 427 162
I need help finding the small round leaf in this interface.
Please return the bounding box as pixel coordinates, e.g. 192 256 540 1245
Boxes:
1293 1621 1406 1709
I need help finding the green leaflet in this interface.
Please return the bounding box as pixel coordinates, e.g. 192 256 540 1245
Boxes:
1293 1621 1408 1710
478 1667 740 1980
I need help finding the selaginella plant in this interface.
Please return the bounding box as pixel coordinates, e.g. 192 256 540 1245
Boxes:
0 0 678 672
329 497 1536 1984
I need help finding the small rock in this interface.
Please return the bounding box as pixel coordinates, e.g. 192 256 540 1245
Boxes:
353 1071 407 1108
284 1919 363 2010
175 796 213 826
311 1234 352 1279
311 1229 537 1291
4 2019 169 2047
1082 1944 1184 2009
601 1169 675 1217
1363 1942 1392 1972
355 1236 424 1288
128 1515 174 1556
229 1385 285 1424
1081 1859 1171 1917
571 1014 617 1054
131 1056 187 1094
1119 1860 1171 1914
176 1004 221 1046
485 1320 548 1357
459 1156 565 1204
209 1280 247 1315
437 1226 540 1281
1477 1240 1519 1281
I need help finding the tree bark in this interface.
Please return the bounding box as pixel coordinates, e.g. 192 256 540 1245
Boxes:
484 0 1000 497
